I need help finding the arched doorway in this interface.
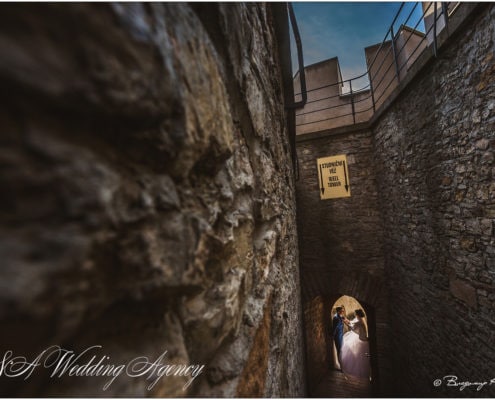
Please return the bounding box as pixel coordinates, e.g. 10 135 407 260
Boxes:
330 295 370 377
302 293 378 397
314 294 378 397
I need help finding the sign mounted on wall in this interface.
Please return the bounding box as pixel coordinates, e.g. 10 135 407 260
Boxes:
316 154 351 200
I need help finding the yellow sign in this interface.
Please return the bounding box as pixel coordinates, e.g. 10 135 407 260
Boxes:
317 155 351 199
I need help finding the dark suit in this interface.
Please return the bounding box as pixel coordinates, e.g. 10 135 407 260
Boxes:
332 312 344 365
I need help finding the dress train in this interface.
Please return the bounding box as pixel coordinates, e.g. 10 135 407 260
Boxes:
340 318 370 379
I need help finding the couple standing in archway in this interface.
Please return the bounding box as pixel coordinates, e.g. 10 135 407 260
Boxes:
332 305 370 380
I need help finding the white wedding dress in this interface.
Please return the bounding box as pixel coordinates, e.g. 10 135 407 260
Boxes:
341 317 370 379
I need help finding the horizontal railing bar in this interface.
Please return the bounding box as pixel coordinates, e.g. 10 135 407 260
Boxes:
301 84 372 105
369 57 395 94
295 90 342 102
293 71 371 96
352 94 374 105
296 112 355 126
368 43 394 83
396 6 442 75
397 34 426 75
296 105 376 126
394 2 432 62
296 91 375 116
293 81 340 96
367 3 405 71
293 1 453 129
296 100 355 116
373 69 401 105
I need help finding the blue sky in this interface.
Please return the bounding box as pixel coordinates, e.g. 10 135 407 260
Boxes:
291 2 426 90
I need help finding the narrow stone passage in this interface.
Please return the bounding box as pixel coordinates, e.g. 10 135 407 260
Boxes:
0 2 494 397
296 3 495 397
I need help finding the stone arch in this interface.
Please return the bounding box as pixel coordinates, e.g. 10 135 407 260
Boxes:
325 270 385 390
301 269 388 396
329 295 372 375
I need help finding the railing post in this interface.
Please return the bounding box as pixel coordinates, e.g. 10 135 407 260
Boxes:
442 2 449 32
350 80 356 124
369 70 376 113
286 3 307 109
390 26 401 83
433 2 438 57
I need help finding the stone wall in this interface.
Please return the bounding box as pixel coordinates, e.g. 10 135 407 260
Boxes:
0 3 305 397
296 128 385 301
303 296 328 392
296 127 393 394
372 3 495 396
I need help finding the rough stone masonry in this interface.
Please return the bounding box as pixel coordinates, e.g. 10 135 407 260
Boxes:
0 4 305 397
373 3 495 396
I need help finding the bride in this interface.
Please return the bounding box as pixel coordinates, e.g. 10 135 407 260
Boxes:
341 309 370 379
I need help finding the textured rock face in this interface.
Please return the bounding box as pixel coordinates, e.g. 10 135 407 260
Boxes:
303 296 328 391
0 3 304 397
373 4 495 396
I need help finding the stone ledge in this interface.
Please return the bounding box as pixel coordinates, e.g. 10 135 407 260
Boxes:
296 121 371 142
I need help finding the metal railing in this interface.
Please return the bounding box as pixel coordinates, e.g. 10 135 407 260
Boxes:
287 3 307 109
294 2 459 130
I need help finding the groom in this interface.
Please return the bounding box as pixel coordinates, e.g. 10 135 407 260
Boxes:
332 306 350 370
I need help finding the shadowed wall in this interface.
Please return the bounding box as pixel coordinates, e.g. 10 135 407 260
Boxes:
0 3 305 397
